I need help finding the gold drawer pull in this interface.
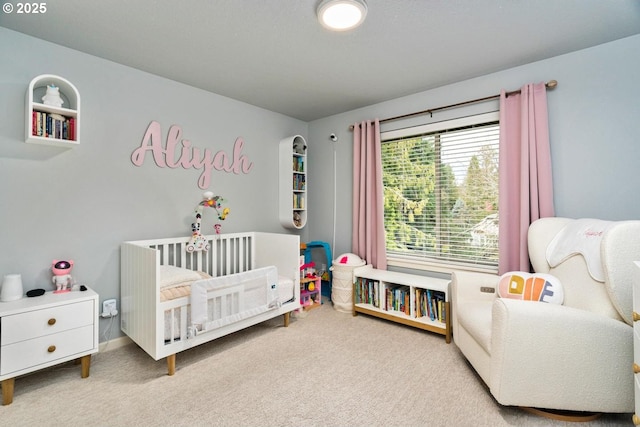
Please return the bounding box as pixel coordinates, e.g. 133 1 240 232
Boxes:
634 312 640 322
48 318 56 326
635 363 640 374
47 345 56 353
633 413 640 425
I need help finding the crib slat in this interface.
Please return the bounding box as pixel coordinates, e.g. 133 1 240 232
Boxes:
180 305 188 338
226 237 232 274
238 237 244 273
213 238 219 275
169 307 176 343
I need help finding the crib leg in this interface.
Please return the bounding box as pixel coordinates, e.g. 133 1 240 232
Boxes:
167 354 176 376
283 312 290 327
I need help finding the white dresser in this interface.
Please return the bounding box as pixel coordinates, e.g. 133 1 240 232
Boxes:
633 262 640 425
0 288 99 405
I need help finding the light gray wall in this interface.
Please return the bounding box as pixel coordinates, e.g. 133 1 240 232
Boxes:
2 27 639 341
307 34 640 260
0 28 308 339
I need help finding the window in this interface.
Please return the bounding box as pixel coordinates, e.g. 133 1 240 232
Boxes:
381 112 500 272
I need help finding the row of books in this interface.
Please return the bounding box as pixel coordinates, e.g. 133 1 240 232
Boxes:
32 110 76 141
415 288 446 323
355 278 411 315
355 277 446 322
385 285 410 315
292 174 306 191
293 193 305 209
355 277 380 307
292 156 305 172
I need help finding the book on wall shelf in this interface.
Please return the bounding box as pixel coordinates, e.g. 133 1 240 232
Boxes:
293 193 305 209
293 174 306 191
32 110 77 141
293 156 305 172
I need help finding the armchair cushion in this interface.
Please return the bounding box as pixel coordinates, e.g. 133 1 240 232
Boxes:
456 300 493 354
498 271 563 304
490 297 633 412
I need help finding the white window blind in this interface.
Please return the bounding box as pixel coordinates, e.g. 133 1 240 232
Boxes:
381 112 500 270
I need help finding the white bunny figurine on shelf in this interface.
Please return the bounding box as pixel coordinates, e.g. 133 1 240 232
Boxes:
42 84 64 108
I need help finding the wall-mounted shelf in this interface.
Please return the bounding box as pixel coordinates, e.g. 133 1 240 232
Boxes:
25 74 80 148
279 135 307 229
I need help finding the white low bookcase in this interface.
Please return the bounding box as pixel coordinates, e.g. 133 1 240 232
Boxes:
352 266 451 343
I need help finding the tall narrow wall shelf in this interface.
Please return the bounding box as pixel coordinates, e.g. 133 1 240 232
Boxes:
279 135 307 229
25 74 80 148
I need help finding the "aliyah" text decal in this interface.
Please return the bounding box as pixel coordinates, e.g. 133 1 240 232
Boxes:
131 121 254 189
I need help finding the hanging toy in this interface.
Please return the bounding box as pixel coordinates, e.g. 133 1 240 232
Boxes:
186 191 230 252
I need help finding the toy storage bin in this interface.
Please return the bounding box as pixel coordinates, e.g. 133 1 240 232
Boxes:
330 253 365 313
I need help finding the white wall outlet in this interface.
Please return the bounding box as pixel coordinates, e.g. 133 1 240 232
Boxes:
101 298 118 318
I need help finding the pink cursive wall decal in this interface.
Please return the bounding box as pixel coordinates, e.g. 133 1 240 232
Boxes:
131 121 254 189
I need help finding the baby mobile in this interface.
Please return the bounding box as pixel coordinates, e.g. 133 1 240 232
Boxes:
186 191 230 252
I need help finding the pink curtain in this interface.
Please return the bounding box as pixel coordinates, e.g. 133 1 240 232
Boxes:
352 119 387 269
498 83 555 274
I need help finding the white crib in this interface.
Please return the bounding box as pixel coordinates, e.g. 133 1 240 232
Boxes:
120 232 301 375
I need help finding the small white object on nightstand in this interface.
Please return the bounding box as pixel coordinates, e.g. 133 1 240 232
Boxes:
1 274 23 302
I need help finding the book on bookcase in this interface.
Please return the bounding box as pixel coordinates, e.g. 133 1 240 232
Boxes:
415 288 446 322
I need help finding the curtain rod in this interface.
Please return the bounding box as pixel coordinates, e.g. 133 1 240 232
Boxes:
349 80 558 130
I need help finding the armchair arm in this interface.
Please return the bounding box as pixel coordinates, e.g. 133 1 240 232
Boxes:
451 271 499 348
451 271 499 305
490 298 633 412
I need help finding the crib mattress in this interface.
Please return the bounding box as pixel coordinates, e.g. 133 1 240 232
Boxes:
159 265 210 302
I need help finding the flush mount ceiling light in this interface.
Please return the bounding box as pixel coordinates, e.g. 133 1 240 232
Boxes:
317 0 368 31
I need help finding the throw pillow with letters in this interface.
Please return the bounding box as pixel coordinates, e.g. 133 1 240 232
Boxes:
498 271 564 305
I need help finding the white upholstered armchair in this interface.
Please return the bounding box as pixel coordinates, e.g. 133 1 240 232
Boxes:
452 217 640 414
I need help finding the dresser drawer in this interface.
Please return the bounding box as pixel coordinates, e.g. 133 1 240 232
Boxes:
635 326 640 364
1 300 94 345
635 374 640 424
0 324 94 375
634 264 640 313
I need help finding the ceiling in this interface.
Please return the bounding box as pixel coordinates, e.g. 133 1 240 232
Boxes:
1 0 639 122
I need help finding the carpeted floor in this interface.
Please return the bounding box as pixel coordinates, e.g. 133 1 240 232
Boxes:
0 300 633 426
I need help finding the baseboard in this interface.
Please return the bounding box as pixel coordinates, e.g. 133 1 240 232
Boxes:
98 335 133 352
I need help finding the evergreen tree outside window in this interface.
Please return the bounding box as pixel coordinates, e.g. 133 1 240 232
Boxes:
381 112 500 272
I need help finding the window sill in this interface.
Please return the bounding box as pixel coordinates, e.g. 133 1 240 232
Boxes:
386 255 498 276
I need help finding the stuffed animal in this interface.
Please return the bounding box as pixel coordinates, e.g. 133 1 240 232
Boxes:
293 212 302 227
293 138 306 154
42 84 64 108
51 259 73 293
186 212 210 252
